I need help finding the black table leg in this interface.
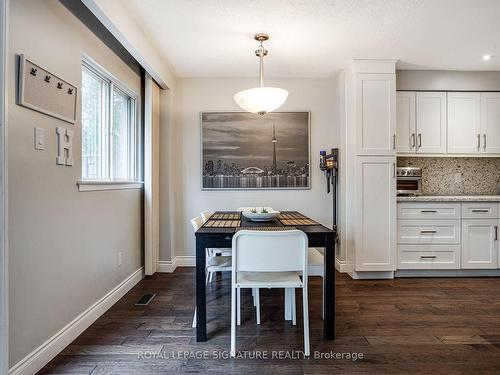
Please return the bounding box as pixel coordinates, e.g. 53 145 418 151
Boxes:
324 233 335 339
195 235 207 341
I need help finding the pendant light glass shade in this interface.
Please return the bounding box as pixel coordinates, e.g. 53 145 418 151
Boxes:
233 87 288 115
234 34 288 115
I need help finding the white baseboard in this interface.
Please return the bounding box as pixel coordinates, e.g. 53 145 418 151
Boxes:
9 267 144 375
335 258 352 273
157 256 195 273
351 270 394 280
396 269 500 278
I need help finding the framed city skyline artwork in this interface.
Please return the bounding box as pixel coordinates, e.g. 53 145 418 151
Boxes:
201 111 310 190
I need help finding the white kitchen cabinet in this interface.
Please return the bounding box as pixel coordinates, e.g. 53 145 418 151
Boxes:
355 157 396 271
461 219 498 269
415 92 447 154
398 245 460 270
397 202 460 220
481 92 500 154
396 91 416 153
356 73 396 155
462 202 498 219
447 92 481 154
398 219 460 245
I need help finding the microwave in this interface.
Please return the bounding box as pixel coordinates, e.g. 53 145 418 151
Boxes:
396 167 422 196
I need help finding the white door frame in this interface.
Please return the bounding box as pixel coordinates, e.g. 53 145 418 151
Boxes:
144 73 159 275
0 0 9 372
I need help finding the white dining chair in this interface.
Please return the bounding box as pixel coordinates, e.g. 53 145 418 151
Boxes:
230 229 310 357
190 216 232 328
199 211 232 273
200 211 213 222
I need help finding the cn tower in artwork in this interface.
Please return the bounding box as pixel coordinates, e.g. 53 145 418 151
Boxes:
272 121 277 174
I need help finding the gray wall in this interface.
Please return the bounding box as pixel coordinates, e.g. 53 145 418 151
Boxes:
166 77 340 260
9 0 142 366
396 70 500 91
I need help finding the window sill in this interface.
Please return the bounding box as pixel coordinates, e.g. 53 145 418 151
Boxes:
77 180 144 192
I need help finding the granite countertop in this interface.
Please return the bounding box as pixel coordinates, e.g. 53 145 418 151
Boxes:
397 195 500 202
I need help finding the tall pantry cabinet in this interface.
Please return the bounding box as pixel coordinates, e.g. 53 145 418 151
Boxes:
342 60 397 278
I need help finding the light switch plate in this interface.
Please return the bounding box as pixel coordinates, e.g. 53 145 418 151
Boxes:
34 126 45 150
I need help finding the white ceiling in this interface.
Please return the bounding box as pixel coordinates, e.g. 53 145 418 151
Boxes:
114 0 500 78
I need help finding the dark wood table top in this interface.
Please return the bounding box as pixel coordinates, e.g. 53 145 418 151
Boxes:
195 211 335 236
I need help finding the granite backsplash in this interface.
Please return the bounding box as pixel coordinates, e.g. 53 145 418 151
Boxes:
397 157 500 196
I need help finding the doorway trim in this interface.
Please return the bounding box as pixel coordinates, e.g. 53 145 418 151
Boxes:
0 0 9 372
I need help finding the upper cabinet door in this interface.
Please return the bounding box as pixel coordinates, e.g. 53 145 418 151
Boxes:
396 91 416 154
356 73 396 155
481 92 500 154
415 92 447 154
447 92 481 154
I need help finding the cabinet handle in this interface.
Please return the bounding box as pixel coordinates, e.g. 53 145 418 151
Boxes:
418 133 422 149
420 255 437 259
495 226 498 241
420 230 437 234
411 133 416 149
484 134 487 151
471 209 489 213
393 134 396 150
420 210 437 213
477 133 481 150
393 163 396 178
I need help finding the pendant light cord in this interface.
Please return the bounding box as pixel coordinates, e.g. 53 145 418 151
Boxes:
256 41 267 88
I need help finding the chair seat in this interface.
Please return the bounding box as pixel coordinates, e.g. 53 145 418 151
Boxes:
236 271 303 288
206 255 232 271
308 247 323 266
209 248 232 256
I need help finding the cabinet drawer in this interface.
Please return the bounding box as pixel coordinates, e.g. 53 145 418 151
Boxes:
462 202 498 219
398 219 460 244
397 203 460 220
398 245 459 269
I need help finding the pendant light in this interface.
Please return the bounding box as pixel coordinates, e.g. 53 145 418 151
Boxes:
233 34 288 115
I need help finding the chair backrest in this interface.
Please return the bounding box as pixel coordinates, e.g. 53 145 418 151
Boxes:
200 211 214 223
190 217 203 232
232 230 308 274
237 206 275 212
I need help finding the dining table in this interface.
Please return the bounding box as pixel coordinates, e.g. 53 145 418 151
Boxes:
194 211 336 342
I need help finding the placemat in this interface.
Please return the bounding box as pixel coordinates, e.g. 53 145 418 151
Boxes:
210 211 241 220
278 212 319 226
203 220 241 228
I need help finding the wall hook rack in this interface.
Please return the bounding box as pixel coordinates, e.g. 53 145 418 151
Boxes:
17 54 77 124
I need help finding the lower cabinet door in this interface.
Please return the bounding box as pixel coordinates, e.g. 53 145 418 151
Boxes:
355 157 396 271
398 245 459 269
461 219 498 269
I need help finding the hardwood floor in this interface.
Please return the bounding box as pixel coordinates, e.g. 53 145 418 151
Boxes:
39 269 500 374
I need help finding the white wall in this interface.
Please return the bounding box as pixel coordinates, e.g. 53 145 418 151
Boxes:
397 70 500 91
8 0 142 367
90 0 175 89
166 77 340 259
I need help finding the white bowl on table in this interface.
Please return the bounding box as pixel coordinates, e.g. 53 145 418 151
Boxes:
241 208 280 222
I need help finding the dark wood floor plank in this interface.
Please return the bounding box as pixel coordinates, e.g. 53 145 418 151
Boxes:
38 269 500 374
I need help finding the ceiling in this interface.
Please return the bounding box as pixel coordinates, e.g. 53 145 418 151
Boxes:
112 0 500 78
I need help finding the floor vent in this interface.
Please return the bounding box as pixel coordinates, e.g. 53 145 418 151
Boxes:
135 293 156 306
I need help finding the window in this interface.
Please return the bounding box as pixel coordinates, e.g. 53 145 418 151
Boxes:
81 60 139 181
